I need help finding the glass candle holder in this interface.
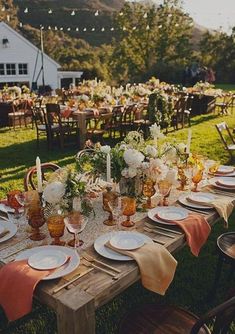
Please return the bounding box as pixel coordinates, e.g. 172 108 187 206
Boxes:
47 214 65 246
158 180 172 206
102 186 119 226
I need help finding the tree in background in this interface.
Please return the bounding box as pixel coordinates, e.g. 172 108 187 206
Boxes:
199 28 235 83
0 0 18 29
111 0 193 83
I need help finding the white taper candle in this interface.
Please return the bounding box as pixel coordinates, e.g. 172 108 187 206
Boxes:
36 156 43 193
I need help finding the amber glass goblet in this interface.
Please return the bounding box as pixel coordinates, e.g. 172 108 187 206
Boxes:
28 207 46 241
121 197 136 228
158 180 172 206
7 190 23 217
142 179 156 209
192 168 203 192
47 214 65 246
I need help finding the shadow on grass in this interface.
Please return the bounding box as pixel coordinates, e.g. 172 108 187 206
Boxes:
190 113 220 127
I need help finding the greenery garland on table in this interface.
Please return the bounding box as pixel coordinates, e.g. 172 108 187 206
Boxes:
147 91 174 130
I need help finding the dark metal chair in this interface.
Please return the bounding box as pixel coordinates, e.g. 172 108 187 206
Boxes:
119 296 235 334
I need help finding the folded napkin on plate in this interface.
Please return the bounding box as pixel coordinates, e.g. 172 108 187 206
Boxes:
105 241 177 295
155 213 211 256
0 260 52 321
187 196 234 228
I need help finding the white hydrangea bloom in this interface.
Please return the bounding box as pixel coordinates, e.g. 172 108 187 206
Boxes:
100 145 111 154
123 149 144 168
43 181 66 205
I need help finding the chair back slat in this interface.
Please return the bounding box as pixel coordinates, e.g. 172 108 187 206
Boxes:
191 296 235 334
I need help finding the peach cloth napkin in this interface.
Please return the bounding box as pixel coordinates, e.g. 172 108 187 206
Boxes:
187 196 234 228
105 241 177 295
155 213 211 256
0 260 52 321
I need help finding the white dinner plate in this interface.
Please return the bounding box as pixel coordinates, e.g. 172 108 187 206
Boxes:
0 220 17 243
28 249 68 270
94 232 153 261
209 177 235 190
187 192 216 204
178 194 214 210
148 207 188 225
216 177 235 187
157 207 188 222
110 231 145 251
15 246 80 280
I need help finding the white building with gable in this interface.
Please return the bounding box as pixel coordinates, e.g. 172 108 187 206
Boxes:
0 22 83 90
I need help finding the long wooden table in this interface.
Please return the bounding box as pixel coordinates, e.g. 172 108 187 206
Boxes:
0 199 223 334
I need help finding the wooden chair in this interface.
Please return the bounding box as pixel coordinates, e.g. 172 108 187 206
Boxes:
45 103 79 149
209 232 235 299
172 94 190 130
86 113 112 144
215 122 235 160
215 93 233 115
106 105 124 139
133 103 152 138
8 100 30 130
24 162 60 191
121 104 137 136
119 297 235 334
31 106 51 148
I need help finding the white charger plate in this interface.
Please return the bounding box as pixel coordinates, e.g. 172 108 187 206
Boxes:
209 177 235 190
187 192 216 204
0 220 17 243
178 194 215 210
157 207 188 222
94 232 153 261
28 249 68 270
15 246 80 280
110 231 145 251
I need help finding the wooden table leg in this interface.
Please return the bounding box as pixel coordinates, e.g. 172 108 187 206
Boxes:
77 113 87 149
56 288 95 334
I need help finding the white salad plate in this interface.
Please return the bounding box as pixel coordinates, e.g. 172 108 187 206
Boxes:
94 232 152 261
156 207 188 222
209 177 235 190
28 249 68 270
16 245 80 280
148 207 188 225
187 192 216 204
110 231 145 251
178 194 215 210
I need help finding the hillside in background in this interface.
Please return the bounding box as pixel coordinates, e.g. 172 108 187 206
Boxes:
14 0 210 47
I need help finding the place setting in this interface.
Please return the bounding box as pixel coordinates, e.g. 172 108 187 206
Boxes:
147 205 211 256
94 230 177 295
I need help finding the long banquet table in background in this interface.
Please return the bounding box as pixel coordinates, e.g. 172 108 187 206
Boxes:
0 190 228 334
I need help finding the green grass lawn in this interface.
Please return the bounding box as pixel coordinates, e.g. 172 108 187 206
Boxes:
215 83 235 91
0 112 235 333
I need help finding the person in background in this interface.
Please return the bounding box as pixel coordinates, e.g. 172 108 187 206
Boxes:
206 68 216 84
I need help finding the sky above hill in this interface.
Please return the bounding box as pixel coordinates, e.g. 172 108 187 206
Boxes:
143 0 235 33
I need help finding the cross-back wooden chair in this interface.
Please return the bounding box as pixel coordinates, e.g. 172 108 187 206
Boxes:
172 94 189 130
215 122 235 160
121 103 137 137
45 103 79 149
106 105 124 139
119 296 235 334
8 99 30 130
215 93 233 115
133 103 151 137
24 163 60 191
86 113 112 144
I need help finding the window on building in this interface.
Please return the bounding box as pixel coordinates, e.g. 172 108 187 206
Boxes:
0 64 5 75
18 63 28 75
6 63 16 75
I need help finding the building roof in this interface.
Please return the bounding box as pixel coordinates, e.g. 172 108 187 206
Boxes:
0 21 60 68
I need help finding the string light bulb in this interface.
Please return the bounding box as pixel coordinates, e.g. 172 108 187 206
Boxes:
67 27 71 31
83 27 87 31
76 27 79 31
119 12 124 16
146 24 150 30
54 26 58 30
92 27 95 31
24 8 28 13
143 12 148 18
95 10 99 16
71 10 75 16
48 9 52 14
101 27 105 31
1 6 5 12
